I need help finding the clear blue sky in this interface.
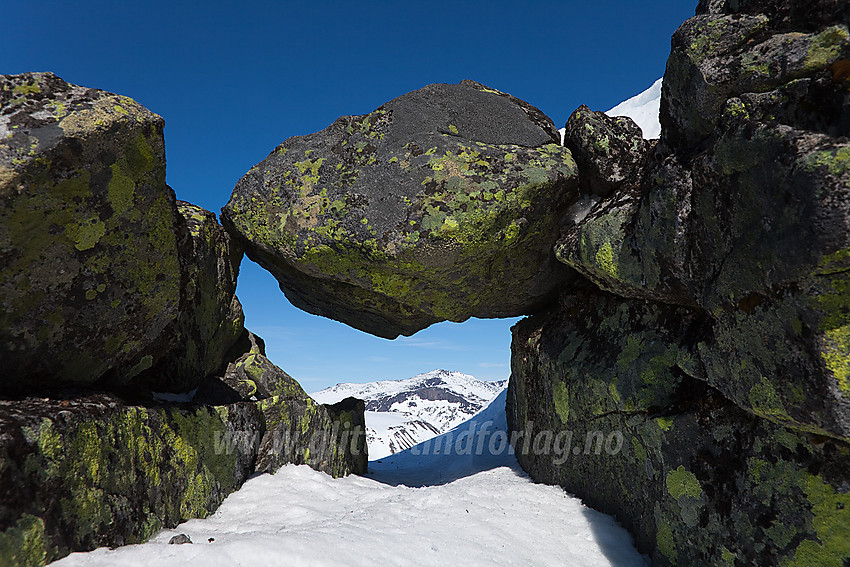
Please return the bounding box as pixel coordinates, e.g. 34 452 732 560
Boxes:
4 1 695 391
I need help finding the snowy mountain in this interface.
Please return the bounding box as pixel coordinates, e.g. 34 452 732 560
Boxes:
559 77 662 142
606 77 662 139
311 369 506 459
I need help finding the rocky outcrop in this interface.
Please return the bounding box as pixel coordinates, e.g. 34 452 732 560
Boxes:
222 80 579 339
563 105 651 198
509 289 850 566
509 0 850 565
0 330 366 566
1 72 183 392
0 72 244 395
143 202 244 392
0 73 367 566
197 331 369 477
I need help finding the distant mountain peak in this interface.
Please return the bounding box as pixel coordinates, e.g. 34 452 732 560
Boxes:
311 370 506 460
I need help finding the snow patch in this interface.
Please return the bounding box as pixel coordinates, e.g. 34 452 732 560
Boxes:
605 78 662 140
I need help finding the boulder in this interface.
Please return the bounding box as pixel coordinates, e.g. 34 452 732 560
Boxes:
222 80 579 339
562 105 651 197
510 0 850 564
554 8 850 442
509 289 850 566
0 72 182 392
143 202 244 392
197 330 369 477
0 393 262 565
0 73 244 394
0 330 367 565
661 1 849 150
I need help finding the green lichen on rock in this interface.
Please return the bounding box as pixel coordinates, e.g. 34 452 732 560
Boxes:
509 288 850 566
0 331 366 565
0 394 256 564
666 466 702 501
142 202 245 392
222 80 578 338
0 72 184 393
0 515 50 567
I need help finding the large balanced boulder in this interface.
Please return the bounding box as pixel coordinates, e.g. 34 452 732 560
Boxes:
222 80 579 338
0 73 243 394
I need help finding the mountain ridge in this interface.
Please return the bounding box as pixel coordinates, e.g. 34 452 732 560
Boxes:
311 369 506 459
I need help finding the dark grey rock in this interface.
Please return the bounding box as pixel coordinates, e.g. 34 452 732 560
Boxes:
222 80 579 339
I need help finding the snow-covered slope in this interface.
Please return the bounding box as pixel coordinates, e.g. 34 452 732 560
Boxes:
559 78 662 143
311 369 506 459
55 392 648 567
606 78 662 139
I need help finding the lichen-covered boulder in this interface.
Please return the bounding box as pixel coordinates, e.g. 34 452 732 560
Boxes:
661 0 849 150
0 330 366 565
0 394 263 566
197 330 369 477
509 289 850 566
563 105 651 197
0 72 184 391
509 1 850 564
0 73 245 394
554 3 850 441
143 202 244 392
222 80 579 338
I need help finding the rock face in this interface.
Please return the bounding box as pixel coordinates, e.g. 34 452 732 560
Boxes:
510 290 850 567
0 330 367 566
0 74 368 566
509 0 850 565
563 105 651 197
144 202 244 392
0 72 182 392
0 73 243 394
197 331 369 477
222 80 579 339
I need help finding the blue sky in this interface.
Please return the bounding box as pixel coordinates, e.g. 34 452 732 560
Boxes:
4 1 695 391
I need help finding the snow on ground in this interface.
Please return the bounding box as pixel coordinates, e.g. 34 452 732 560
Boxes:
53 391 648 567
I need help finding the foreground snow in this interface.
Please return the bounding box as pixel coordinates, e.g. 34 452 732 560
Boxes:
54 391 647 566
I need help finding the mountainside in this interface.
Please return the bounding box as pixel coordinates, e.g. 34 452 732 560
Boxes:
311 370 506 459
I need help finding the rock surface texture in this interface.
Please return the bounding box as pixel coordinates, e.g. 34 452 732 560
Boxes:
0 74 367 566
222 80 579 338
0 330 367 566
0 72 243 394
509 1 850 565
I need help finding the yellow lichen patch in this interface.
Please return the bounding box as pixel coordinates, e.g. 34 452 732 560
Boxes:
58 98 130 137
0 165 17 196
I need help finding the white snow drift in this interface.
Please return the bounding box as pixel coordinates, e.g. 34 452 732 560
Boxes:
54 391 648 567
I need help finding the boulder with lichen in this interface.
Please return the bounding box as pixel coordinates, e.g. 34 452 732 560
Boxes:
0 329 366 566
0 73 244 394
222 80 580 339
510 0 850 565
